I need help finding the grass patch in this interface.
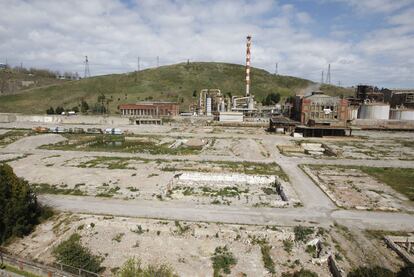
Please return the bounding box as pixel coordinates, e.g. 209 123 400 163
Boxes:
32 183 86 196
211 246 237 277
0 130 35 146
4 264 42 277
251 237 275 274
294 226 314 242
305 164 414 201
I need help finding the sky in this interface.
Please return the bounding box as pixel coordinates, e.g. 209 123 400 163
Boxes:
0 0 413 88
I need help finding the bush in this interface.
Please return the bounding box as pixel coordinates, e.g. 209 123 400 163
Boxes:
118 258 176 277
294 226 314 242
211 246 237 277
55 106 65 114
53 233 103 273
348 266 395 277
46 107 55 114
262 92 281 106
0 164 51 244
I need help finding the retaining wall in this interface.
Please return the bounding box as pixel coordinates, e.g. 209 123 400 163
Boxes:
352 119 414 130
0 113 129 125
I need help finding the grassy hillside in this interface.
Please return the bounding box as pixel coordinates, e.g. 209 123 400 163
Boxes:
320 84 355 98
0 62 312 114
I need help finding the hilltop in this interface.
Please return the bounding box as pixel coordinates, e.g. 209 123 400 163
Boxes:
0 62 349 114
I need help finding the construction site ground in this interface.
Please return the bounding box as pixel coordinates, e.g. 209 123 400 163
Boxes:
1 120 414 276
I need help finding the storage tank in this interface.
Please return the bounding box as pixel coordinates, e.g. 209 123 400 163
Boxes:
358 103 390 120
206 97 212 116
348 106 359 120
400 109 414 120
389 109 402 120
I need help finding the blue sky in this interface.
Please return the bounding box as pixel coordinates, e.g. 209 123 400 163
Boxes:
0 0 413 88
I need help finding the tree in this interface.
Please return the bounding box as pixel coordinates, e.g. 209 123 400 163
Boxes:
71 106 79 113
81 100 89 113
53 233 102 273
192 90 197 97
46 107 55 115
0 164 50 244
262 92 281 106
55 106 65 115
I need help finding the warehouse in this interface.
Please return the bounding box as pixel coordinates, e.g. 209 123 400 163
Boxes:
119 102 179 117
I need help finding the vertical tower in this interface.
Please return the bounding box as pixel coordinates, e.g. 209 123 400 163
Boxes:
245 35 252 97
326 64 331 84
84 56 90 78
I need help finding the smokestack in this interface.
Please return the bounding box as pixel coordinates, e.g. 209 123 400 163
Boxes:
245 35 252 97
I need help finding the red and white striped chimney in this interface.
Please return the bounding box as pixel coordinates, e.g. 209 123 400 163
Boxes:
245 35 252 97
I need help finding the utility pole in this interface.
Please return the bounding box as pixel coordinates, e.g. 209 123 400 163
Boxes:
275 62 278 75
156 56 159 67
321 71 324 84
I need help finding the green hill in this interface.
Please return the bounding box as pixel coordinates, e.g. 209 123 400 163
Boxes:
0 62 314 114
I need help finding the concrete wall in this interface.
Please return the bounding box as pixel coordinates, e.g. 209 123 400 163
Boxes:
352 119 414 130
0 113 129 125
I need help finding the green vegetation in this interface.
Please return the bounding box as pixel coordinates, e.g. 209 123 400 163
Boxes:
174 220 190 235
347 266 395 277
32 183 86 196
320 83 354 97
117 258 177 277
283 239 294 253
0 130 34 146
53 233 103 273
251 237 275 274
306 164 414 201
112 233 125 243
0 62 311 114
282 268 318 277
262 92 281 106
42 134 200 155
294 226 314 242
3 264 42 277
95 186 120 198
0 164 53 244
211 246 237 277
358 167 414 201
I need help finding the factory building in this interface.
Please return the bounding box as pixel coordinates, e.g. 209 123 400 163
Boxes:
383 89 414 109
119 102 179 117
296 92 348 126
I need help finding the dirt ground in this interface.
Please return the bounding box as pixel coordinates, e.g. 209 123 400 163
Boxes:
302 165 414 212
6 213 407 277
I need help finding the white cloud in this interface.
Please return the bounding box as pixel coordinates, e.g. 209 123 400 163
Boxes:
0 0 412 88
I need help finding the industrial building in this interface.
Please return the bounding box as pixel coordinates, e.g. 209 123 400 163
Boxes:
383 89 414 109
119 102 179 117
197 35 256 120
295 91 349 126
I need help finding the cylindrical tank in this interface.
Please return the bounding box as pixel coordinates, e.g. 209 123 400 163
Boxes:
400 109 414 120
348 106 359 120
389 109 402 120
206 97 212 116
358 103 390 120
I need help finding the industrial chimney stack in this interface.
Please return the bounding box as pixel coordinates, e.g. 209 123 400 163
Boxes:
245 35 252 97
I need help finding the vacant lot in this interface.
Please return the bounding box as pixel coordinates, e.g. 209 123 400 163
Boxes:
302 165 414 212
6 213 404 277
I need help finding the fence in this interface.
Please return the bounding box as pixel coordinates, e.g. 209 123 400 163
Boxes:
0 251 100 277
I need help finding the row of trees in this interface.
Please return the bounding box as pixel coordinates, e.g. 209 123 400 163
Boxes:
45 95 112 115
0 164 52 244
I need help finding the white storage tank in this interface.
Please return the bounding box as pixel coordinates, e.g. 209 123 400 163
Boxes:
206 97 212 116
358 103 390 120
389 109 402 120
400 109 414 120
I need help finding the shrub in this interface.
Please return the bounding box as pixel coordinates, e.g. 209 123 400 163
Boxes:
53 233 103 273
118 258 176 277
0 164 52 244
348 266 395 277
294 226 314 242
211 246 237 277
